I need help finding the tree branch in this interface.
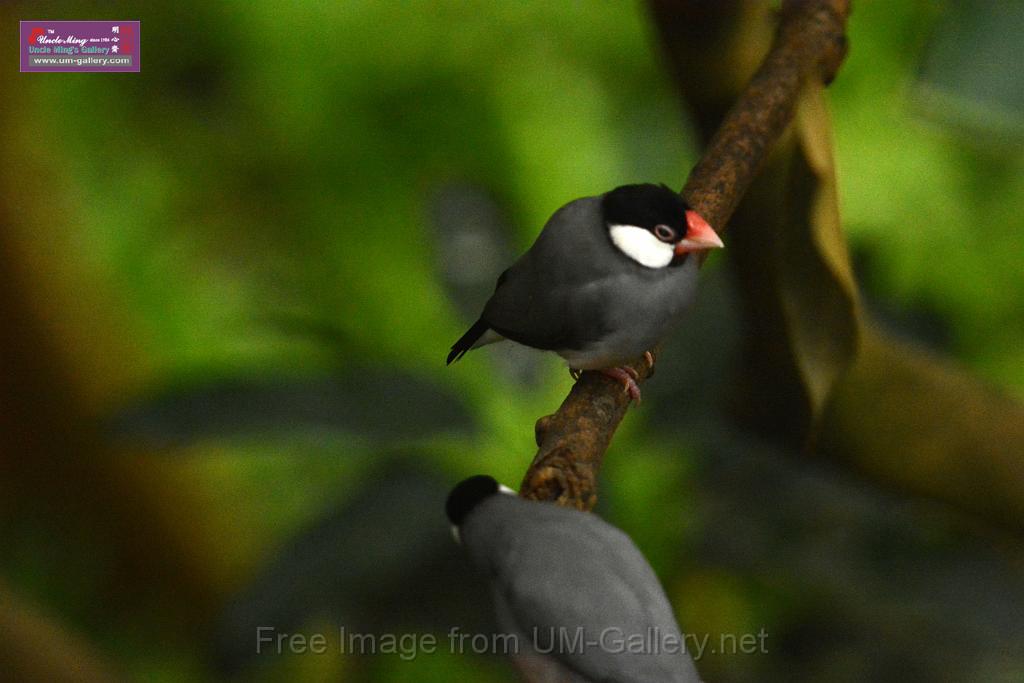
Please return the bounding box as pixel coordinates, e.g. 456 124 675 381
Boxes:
519 0 851 509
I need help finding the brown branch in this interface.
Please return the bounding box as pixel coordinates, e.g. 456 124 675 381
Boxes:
519 0 851 509
680 0 849 231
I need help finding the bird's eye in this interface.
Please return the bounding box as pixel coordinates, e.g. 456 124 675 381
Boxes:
653 224 675 242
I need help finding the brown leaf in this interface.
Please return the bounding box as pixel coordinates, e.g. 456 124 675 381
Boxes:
725 84 861 441
780 86 862 423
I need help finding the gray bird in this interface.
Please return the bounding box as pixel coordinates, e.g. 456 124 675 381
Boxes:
446 475 702 683
446 184 722 400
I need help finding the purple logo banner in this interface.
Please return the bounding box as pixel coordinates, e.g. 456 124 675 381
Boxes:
20 20 140 72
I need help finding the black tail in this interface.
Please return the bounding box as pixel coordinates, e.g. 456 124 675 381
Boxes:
447 318 490 365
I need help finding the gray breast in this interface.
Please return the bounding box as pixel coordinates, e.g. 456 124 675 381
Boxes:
557 254 701 369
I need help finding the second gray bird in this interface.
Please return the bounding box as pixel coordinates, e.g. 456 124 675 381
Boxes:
446 475 703 682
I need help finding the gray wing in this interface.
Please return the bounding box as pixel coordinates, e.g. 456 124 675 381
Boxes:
481 196 623 351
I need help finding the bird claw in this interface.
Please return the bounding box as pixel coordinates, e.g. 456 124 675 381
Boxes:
569 367 582 381
643 350 655 369
600 367 642 404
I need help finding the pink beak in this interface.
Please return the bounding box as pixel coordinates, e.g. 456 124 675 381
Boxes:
674 210 724 256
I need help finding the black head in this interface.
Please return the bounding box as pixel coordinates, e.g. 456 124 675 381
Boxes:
601 183 690 242
445 475 501 527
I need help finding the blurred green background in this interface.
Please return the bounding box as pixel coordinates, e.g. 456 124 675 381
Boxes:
2 1 1023 682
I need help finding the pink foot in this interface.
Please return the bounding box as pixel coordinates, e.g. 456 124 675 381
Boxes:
600 366 642 403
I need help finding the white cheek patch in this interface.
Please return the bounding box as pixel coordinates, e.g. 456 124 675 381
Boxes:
608 224 674 268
